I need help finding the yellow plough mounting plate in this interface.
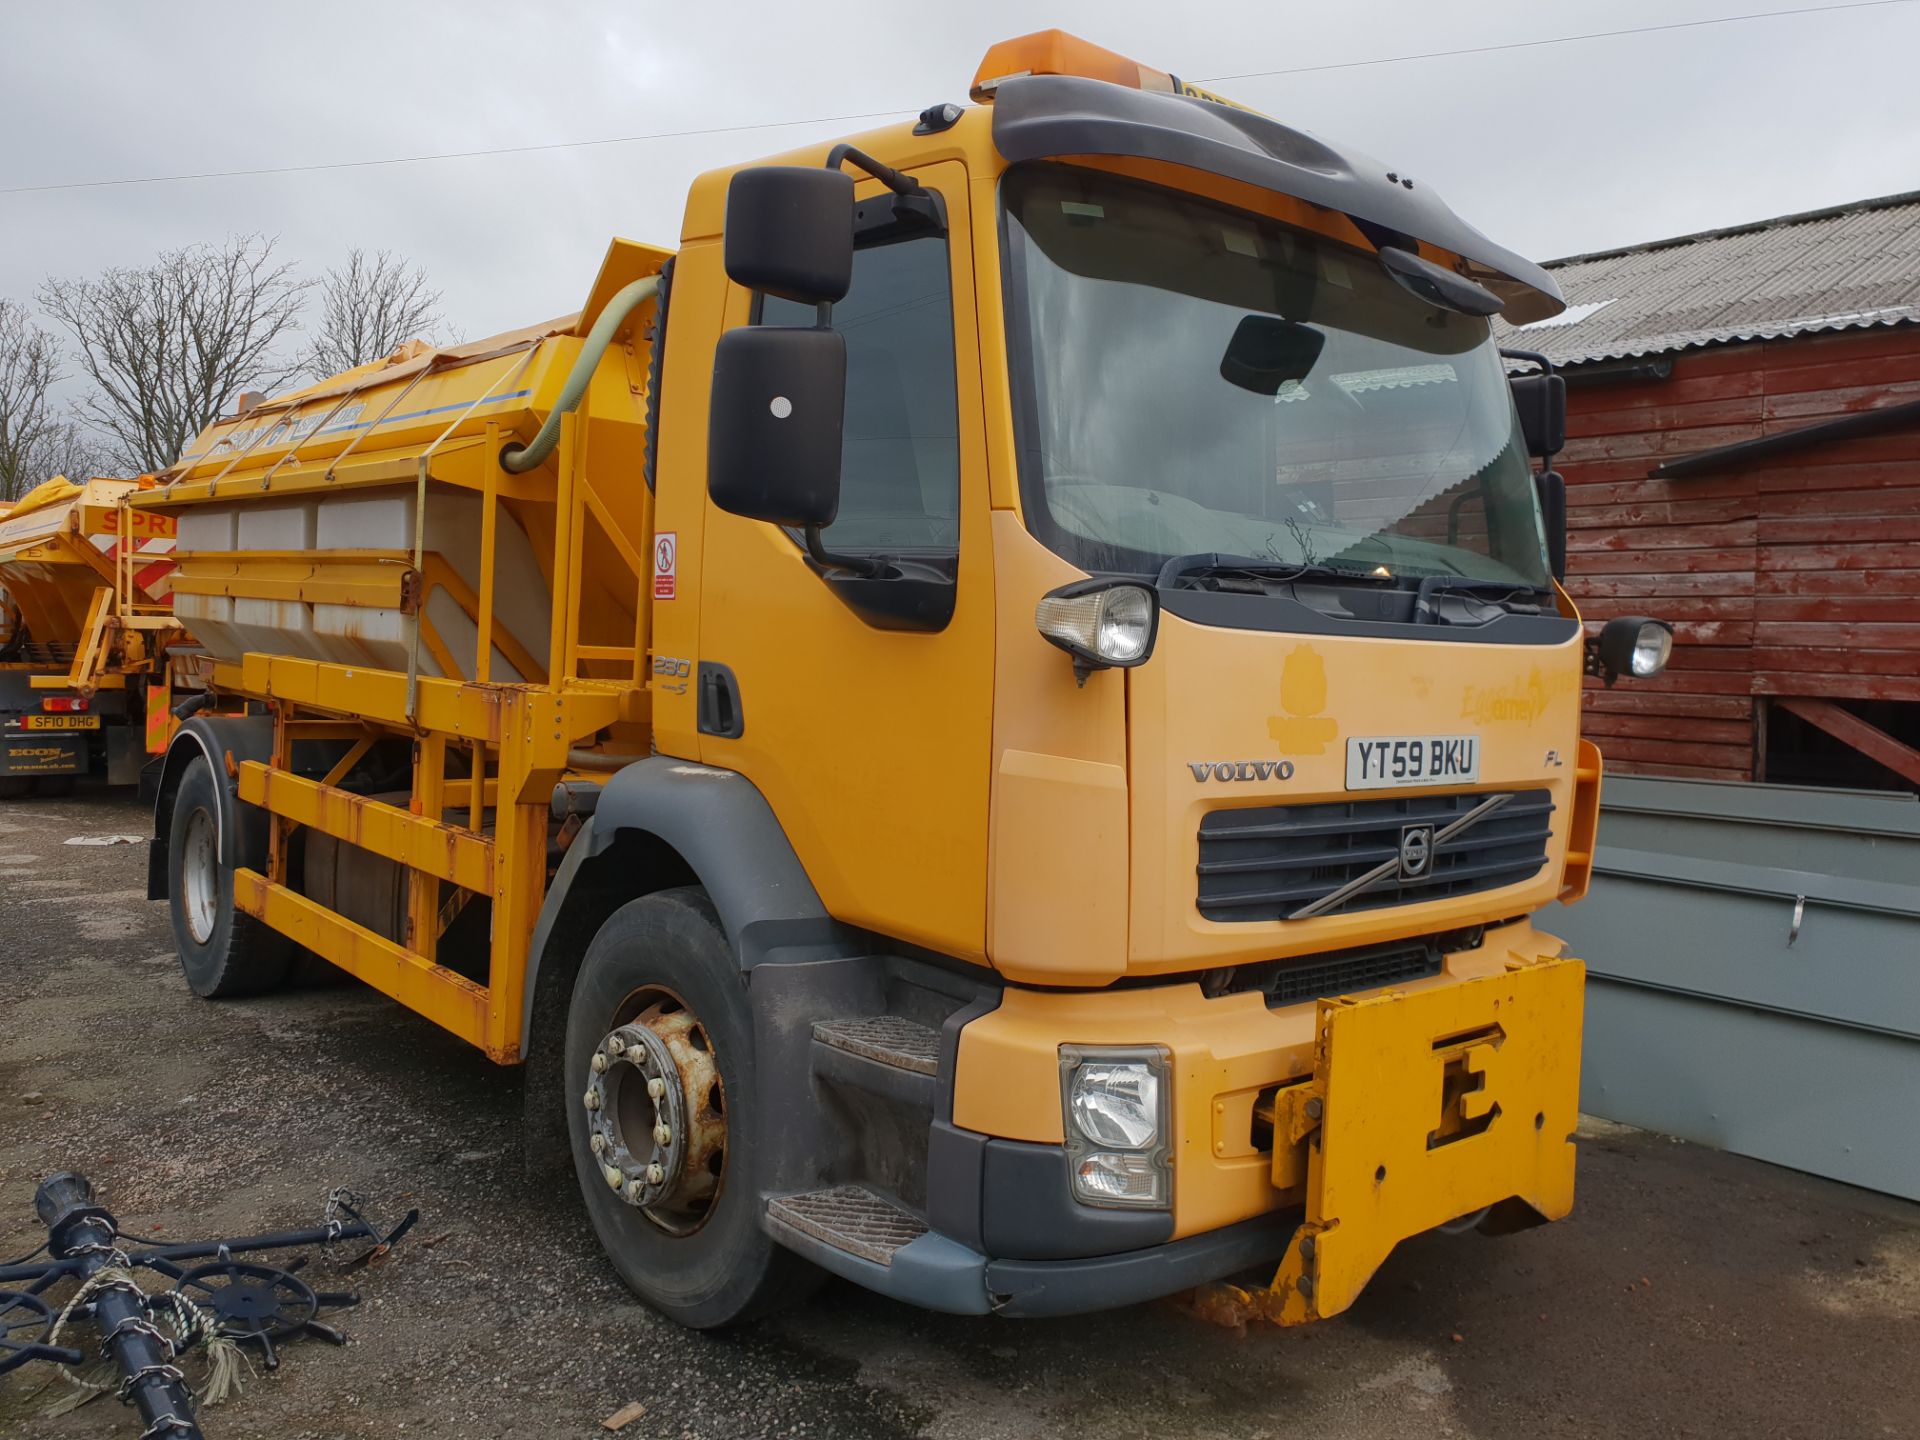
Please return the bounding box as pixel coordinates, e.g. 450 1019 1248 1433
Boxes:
1268 957 1585 1324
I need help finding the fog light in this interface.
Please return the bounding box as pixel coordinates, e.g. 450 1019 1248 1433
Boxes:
1075 1152 1166 1205
1060 1045 1171 1209
1035 580 1158 684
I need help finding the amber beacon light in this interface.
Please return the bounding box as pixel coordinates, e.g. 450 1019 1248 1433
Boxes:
970 28 1255 111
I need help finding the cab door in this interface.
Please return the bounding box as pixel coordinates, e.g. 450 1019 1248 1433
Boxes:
696 160 993 962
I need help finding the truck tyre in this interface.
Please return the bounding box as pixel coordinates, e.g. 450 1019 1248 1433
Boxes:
167 756 291 998
565 887 820 1328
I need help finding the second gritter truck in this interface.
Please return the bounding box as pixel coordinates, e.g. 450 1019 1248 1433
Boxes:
0 475 185 794
140 32 1671 1326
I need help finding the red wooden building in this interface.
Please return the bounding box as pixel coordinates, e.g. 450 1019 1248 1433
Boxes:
1497 192 1920 792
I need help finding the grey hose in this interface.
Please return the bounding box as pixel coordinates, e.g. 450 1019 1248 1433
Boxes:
500 274 660 474
567 747 642 772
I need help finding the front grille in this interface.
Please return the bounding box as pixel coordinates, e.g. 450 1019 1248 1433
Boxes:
1249 936 1447 1007
1197 789 1555 922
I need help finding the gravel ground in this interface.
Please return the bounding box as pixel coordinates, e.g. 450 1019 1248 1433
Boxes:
3 786 1917 1440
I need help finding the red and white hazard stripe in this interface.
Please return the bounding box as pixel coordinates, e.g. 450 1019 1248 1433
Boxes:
89 533 177 602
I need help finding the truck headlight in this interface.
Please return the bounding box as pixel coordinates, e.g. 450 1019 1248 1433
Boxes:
1060 1046 1170 1209
1035 580 1158 685
1069 1061 1160 1147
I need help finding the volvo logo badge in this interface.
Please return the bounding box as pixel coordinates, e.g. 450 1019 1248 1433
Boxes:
1398 824 1434 879
1290 793 1514 921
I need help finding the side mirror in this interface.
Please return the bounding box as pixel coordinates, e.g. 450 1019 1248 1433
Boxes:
1536 469 1568 582
708 327 846 528
723 167 855 305
1510 372 1566 459
1220 315 1326 395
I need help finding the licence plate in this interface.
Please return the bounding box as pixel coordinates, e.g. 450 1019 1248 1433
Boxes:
1346 734 1479 790
22 714 100 731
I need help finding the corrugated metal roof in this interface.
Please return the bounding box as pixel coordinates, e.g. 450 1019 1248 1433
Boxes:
1493 191 1920 368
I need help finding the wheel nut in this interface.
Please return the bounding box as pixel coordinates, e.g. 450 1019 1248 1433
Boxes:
646 1164 665 1185
583 1090 601 1111
604 1165 624 1190
607 1037 626 1057
591 1053 607 1073
646 1077 666 1100
653 1124 672 1147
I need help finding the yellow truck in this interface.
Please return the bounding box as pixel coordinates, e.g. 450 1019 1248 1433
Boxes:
137 32 1670 1327
0 475 184 794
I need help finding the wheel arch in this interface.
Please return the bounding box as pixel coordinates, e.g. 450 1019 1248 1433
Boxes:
521 757 848 1053
519 758 850 1172
147 715 275 902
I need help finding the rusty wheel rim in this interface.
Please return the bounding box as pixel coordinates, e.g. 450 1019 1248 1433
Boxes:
582 987 727 1237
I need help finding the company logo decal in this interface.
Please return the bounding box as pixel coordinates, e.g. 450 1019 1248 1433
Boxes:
1460 665 1578 726
1267 644 1338 755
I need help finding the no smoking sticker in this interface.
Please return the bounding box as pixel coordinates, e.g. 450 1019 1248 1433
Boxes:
654 532 677 600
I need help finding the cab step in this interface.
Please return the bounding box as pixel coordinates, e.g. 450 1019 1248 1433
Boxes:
811 1015 940 1076
767 1186 928 1267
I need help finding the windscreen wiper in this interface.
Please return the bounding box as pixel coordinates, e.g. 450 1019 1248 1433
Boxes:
1411 573 1550 624
1155 552 1395 591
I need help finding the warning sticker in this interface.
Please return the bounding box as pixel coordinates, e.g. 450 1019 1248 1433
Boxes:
653 532 677 600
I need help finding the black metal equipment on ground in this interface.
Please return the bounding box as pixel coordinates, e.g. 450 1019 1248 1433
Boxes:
0 1172 416 1439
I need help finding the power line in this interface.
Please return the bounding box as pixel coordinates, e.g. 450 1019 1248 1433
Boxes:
0 108 916 197
5 0 1912 198
1197 0 1914 83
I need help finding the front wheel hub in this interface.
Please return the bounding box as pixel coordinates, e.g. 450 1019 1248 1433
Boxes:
582 995 726 1234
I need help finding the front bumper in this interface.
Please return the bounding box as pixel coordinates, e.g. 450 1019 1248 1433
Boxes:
930 926 1584 1322
771 1205 1295 1317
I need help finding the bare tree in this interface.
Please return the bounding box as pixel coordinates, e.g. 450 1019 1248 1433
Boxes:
37 235 311 473
32 418 111 487
0 298 67 500
306 249 444 379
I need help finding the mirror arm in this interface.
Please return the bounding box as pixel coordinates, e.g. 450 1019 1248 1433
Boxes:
1500 347 1554 381
826 143 926 197
803 524 886 578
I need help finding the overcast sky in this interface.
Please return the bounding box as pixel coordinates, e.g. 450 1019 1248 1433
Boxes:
4 0 1917 366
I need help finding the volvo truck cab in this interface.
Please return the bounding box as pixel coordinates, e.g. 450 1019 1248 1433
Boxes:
143 31 1669 1328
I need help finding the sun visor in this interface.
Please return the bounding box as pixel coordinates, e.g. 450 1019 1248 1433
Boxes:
991 75 1564 325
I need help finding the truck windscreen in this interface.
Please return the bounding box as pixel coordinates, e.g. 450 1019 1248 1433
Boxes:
1002 164 1551 590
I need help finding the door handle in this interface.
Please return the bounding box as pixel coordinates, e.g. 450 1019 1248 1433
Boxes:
697 662 745 739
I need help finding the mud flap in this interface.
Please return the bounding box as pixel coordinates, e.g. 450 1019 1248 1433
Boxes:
107 723 144 786
1265 957 1585 1324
